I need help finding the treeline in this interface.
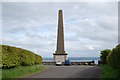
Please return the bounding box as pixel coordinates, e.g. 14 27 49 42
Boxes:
100 44 120 69
1 45 42 69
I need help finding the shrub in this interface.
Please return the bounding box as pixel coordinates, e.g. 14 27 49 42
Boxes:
100 49 111 64
35 54 42 64
18 49 35 66
1 45 42 68
108 44 120 68
2 45 20 68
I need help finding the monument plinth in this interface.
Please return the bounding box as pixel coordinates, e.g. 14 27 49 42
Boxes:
53 9 67 62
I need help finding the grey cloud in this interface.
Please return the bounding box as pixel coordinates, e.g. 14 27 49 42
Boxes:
2 2 118 57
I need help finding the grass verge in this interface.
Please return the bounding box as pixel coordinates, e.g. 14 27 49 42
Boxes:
101 64 119 78
2 64 45 78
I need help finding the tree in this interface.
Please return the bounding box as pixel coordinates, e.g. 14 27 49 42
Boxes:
108 44 120 68
100 49 112 64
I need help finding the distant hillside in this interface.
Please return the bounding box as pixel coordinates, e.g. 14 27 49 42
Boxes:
0 44 42 69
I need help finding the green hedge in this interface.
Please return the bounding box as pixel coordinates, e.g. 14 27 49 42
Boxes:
107 44 120 68
1 45 42 69
100 49 111 64
2 45 20 68
100 44 120 70
19 49 35 66
35 54 42 64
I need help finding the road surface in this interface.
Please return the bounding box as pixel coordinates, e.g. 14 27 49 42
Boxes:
26 65 101 78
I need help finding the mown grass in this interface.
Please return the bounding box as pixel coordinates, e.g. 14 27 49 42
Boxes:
101 64 119 78
2 64 45 78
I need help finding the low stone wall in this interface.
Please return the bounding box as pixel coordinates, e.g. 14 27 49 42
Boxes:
71 61 95 65
42 62 56 65
42 61 95 65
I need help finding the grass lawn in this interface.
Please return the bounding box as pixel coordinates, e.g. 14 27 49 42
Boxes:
101 64 119 78
2 64 45 78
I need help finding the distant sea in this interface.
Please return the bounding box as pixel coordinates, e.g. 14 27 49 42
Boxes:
43 57 100 64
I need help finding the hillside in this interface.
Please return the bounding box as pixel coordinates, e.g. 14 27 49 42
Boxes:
0 44 42 69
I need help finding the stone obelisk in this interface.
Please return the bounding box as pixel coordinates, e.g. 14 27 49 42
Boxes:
53 9 67 62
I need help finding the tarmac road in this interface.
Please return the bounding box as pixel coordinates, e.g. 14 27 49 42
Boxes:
26 65 101 78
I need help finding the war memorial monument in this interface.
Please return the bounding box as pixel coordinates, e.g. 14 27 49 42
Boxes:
43 9 94 65
53 9 68 62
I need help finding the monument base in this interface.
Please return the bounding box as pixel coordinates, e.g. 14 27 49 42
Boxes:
53 53 67 62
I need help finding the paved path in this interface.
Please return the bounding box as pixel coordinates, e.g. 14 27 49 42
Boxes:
26 65 101 78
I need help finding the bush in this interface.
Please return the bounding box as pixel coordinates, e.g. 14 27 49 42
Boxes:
100 49 111 64
35 54 42 64
2 45 20 68
107 44 120 68
18 49 35 66
1 45 42 68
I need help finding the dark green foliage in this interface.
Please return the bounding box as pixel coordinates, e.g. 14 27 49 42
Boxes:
100 49 112 64
100 44 120 76
35 54 42 64
107 44 120 69
100 44 120 78
1 45 42 68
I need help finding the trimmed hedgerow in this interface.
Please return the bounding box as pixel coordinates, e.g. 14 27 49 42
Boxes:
1 45 42 69
35 54 42 64
18 49 35 66
2 45 20 68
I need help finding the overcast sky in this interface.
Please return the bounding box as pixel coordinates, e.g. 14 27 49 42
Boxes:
1 2 118 58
